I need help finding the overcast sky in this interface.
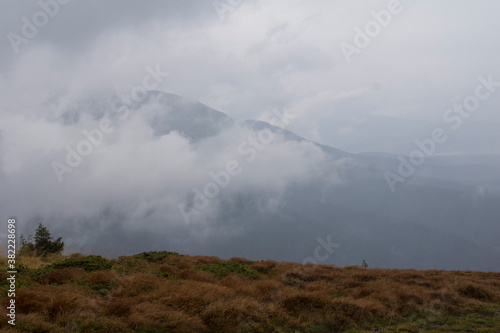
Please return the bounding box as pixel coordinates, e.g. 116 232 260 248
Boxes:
2 0 500 130
1 1 500 256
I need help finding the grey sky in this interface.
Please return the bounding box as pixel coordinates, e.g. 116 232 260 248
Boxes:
1 1 500 268
2 1 499 125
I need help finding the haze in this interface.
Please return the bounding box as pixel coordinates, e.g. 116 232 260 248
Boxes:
1 0 499 271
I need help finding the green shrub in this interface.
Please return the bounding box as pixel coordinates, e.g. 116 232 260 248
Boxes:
196 261 259 279
51 255 112 272
132 251 181 262
17 264 54 281
0 273 33 295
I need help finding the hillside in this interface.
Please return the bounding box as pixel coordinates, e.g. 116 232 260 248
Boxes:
1 252 499 332
9 91 500 271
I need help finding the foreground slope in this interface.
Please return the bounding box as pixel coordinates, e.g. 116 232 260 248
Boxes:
1 252 499 332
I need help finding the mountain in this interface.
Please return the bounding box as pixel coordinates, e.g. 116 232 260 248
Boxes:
138 91 234 142
36 91 500 271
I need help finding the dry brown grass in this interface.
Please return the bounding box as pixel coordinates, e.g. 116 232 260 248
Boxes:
86 270 117 285
8 313 56 333
158 262 179 275
15 284 89 319
104 297 139 317
111 273 161 297
129 302 207 332
1 253 499 332
40 268 85 285
250 259 278 274
177 269 218 283
229 257 254 264
15 253 62 269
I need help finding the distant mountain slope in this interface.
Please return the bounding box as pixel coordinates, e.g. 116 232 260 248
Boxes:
138 91 234 142
44 91 500 271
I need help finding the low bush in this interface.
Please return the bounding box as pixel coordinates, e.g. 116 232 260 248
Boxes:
17 264 54 282
196 261 259 280
132 251 180 262
50 255 112 272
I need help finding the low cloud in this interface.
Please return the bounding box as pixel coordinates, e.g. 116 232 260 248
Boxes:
0 92 346 255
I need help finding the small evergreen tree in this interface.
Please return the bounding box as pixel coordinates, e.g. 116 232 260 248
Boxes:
19 223 64 256
19 234 35 255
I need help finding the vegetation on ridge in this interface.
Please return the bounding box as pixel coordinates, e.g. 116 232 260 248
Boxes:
1 250 499 332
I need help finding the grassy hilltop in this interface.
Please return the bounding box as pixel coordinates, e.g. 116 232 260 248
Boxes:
1 251 499 332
